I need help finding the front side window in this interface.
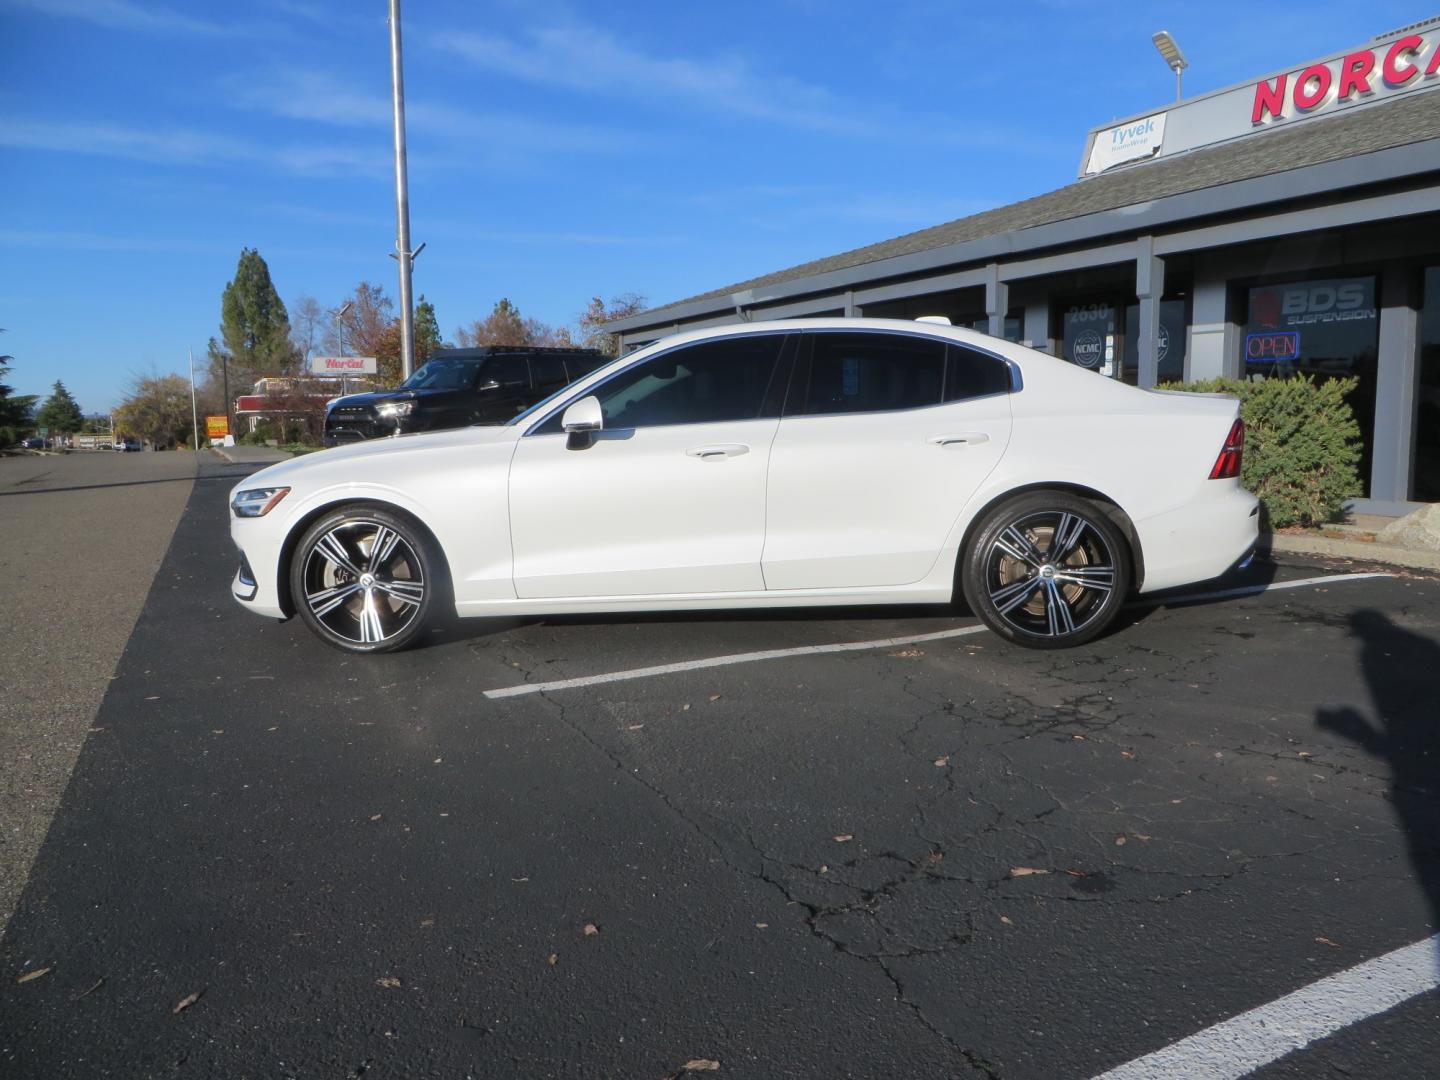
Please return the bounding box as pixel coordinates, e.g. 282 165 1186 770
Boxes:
802 332 946 415
533 335 787 434
530 355 567 389
481 356 530 389
400 357 483 390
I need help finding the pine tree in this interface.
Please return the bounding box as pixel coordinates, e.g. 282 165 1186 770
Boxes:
208 248 297 390
35 380 84 435
414 295 443 360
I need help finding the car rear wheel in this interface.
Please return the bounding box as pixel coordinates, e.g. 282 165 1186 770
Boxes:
962 492 1131 649
290 507 438 654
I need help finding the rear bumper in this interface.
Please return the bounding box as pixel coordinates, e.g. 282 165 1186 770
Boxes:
1134 486 1261 593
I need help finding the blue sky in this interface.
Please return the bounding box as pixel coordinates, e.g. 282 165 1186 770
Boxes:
1 0 1428 412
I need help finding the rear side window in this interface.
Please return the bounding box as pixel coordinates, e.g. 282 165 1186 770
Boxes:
565 354 609 380
531 355 567 389
944 344 1012 402
802 332 946 415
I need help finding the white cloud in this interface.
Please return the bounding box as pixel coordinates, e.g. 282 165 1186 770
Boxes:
3 0 235 35
428 21 866 134
231 71 634 155
0 119 384 177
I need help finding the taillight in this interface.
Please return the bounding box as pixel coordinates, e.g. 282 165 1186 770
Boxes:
1209 419 1244 480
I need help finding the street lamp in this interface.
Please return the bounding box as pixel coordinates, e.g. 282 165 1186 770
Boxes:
332 301 354 396
1152 30 1188 103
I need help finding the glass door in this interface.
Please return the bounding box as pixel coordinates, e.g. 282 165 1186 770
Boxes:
1060 300 1121 379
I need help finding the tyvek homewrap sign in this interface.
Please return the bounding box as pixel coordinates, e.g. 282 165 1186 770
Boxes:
1084 112 1167 175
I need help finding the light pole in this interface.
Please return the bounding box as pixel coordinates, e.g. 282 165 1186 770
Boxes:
332 301 353 397
388 0 417 381
1152 30 1189 103
187 347 200 450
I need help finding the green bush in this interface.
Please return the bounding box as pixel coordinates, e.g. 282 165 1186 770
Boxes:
1159 376 1362 529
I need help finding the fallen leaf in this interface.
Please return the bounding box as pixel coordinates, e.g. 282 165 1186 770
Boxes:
419 917 435 928
755 923 768 929
583 923 599 937
376 977 401 989
1072 734 1086 741
144 695 160 701
16 967 50 984
211 729 224 735
1316 936 1342 948
172 990 203 1013
833 834 854 843
999 915 1013 925
1064 868 1086 877
933 756 949 767
889 648 924 658
927 851 944 863
1121 750 1136 761
73 977 104 1000
683 1060 721 1072
547 953 558 966
369 814 382 821
708 694 722 702
1009 867 1049 877
818 864 829 874
1135 834 1152 842
511 876 530 883
1114 835 1128 846
681 704 690 711
433 757 443 764
626 724 645 731
1298 751 1313 759
1266 776 1278 782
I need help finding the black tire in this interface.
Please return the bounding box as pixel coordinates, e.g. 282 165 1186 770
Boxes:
961 492 1131 649
289 506 441 654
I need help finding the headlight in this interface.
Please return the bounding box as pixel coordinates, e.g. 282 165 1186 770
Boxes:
376 401 415 419
231 487 291 518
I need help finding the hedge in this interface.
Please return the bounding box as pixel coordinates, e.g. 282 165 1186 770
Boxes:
1158 376 1362 529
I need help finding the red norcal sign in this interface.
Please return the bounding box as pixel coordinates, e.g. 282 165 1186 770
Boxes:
1252 31 1440 124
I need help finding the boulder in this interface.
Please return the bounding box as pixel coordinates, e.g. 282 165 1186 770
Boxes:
1378 504 1440 551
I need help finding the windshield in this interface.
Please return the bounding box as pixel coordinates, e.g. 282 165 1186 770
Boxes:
400 357 482 391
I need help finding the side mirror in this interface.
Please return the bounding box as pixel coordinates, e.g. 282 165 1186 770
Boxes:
561 396 602 449
478 379 501 392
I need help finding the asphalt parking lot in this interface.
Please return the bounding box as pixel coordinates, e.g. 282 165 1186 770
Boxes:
2 454 1438 1079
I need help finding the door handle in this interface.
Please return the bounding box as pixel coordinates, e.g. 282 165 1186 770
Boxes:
686 443 750 460
928 432 990 446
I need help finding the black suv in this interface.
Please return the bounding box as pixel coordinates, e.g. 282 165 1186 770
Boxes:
323 346 608 446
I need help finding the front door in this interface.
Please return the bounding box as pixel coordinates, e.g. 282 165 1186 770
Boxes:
763 330 1013 591
508 333 791 598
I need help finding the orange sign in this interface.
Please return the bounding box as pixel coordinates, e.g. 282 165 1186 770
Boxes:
206 415 230 439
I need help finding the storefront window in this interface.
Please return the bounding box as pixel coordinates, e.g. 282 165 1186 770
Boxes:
964 315 1022 343
1123 299 1188 384
1243 275 1379 494
1061 302 1118 377
1417 267 1440 502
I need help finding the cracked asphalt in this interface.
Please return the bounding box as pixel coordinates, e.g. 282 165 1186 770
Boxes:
1 454 1438 1079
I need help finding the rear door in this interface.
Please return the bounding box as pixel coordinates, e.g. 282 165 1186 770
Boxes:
762 330 1013 590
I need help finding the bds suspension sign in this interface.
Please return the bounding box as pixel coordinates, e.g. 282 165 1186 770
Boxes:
206 415 230 439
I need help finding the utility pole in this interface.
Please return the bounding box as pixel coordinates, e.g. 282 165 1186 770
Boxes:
388 0 416 380
187 347 200 450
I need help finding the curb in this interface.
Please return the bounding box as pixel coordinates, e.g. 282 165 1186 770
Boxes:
208 446 293 465
1259 532 1440 572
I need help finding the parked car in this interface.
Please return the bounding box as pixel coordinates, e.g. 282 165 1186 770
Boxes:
322 346 608 446
114 439 141 452
230 318 1258 654
22 437 45 449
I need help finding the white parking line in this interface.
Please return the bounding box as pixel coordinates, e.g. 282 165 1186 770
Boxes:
1091 933 1440 1080
482 572 1394 700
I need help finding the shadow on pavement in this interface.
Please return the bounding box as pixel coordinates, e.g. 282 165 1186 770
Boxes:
1316 610 1440 975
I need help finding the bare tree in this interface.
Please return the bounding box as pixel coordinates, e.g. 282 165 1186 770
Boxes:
290 295 324 365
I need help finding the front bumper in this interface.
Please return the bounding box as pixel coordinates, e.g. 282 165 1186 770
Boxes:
231 519 290 619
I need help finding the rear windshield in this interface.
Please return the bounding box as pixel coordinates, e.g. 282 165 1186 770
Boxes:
399 358 482 390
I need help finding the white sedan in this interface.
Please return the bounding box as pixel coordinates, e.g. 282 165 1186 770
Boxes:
228 319 1258 653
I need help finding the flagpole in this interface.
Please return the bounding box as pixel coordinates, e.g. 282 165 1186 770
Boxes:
188 347 201 451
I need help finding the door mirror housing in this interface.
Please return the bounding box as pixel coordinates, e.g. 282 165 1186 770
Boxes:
561 396 603 433
561 396 603 449
478 379 501 392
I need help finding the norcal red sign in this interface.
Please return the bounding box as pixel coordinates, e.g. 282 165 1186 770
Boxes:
1252 31 1440 124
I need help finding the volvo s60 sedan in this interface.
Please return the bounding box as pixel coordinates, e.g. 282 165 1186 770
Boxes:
228 319 1258 653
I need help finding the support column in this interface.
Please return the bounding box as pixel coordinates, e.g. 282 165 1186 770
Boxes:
1135 236 1163 388
985 263 1009 339
1370 268 1421 505
844 290 858 318
1022 300 1050 353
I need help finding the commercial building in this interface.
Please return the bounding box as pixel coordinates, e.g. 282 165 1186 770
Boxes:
607 19 1440 512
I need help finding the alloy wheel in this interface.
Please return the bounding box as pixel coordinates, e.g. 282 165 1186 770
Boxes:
300 519 426 647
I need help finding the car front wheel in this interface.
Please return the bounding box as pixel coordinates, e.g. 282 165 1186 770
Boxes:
290 507 439 654
962 492 1131 649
